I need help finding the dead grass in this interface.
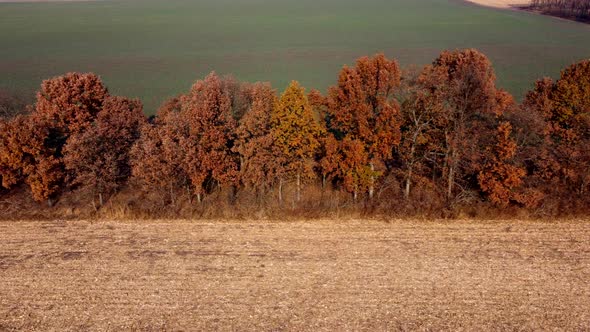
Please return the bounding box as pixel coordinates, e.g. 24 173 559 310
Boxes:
1 219 589 330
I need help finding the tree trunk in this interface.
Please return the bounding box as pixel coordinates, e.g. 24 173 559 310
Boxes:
404 166 412 199
447 162 455 200
170 184 175 205
229 185 238 204
296 172 301 202
98 193 103 207
47 198 54 208
445 131 455 201
279 180 283 204
432 157 437 183
405 140 417 199
186 185 192 204
369 163 375 199
197 192 202 204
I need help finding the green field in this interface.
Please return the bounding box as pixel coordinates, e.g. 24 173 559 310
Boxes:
1 0 589 114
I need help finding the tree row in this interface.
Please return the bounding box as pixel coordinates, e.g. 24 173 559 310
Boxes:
1 49 589 217
529 0 590 21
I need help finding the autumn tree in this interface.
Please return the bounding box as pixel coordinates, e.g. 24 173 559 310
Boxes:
417 49 504 202
0 114 64 204
307 89 332 188
0 118 20 190
317 133 341 190
320 135 371 200
64 96 146 206
130 113 188 204
529 0 590 20
397 67 447 199
0 115 37 191
324 53 401 198
233 83 282 195
132 74 252 205
521 60 590 197
0 92 35 190
35 72 108 134
550 60 590 194
178 72 239 203
272 81 322 202
502 77 554 207
477 122 526 206
10 73 109 205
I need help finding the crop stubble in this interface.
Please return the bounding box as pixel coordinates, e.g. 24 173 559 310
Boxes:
0 220 589 330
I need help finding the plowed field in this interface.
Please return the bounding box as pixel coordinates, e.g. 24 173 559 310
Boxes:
1 220 589 330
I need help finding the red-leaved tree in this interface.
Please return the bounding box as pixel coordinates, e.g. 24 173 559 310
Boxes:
19 73 109 205
64 96 146 206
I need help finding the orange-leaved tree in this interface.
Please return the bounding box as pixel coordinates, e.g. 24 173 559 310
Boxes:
272 81 322 203
477 121 526 206
517 77 557 188
419 49 502 201
549 60 590 194
522 60 590 197
324 54 401 199
234 82 283 195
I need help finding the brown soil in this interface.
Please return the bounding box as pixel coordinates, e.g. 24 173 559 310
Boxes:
1 219 589 330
